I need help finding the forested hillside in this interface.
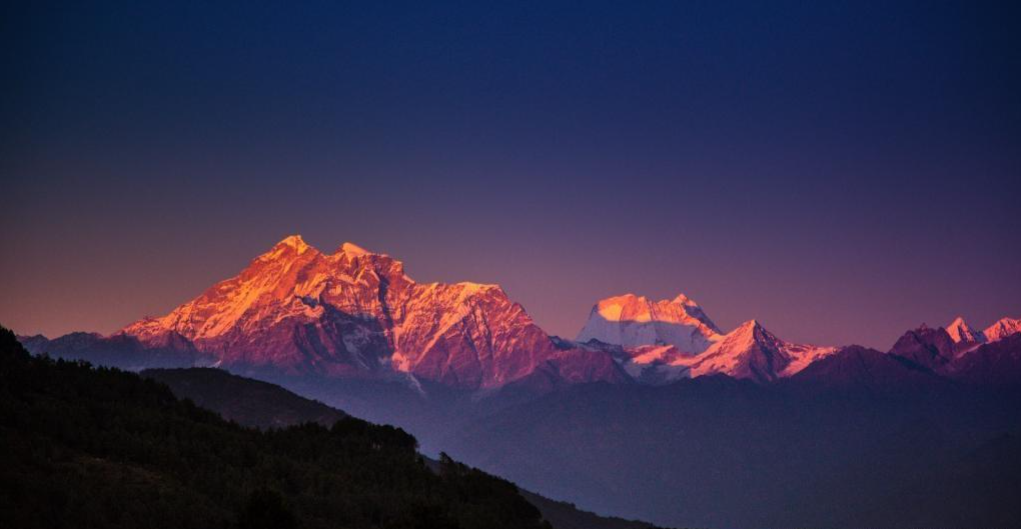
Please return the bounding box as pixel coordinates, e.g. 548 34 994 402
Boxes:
0 326 550 529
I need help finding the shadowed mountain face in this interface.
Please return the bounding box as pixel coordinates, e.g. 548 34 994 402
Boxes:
888 324 957 370
786 345 948 393
947 333 1021 385
443 368 1021 528
434 336 1021 529
142 368 347 429
16 331 209 371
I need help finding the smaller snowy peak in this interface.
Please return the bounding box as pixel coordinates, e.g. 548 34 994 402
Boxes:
576 292 721 354
674 319 836 382
278 234 311 252
672 293 697 306
337 242 370 256
257 235 318 262
718 320 779 351
946 317 985 344
733 319 762 334
984 317 1021 342
669 292 694 304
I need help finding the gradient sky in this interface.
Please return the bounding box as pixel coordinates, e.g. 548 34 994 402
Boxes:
2 1 1019 349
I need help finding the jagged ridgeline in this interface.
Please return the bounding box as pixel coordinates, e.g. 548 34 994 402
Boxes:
0 325 551 529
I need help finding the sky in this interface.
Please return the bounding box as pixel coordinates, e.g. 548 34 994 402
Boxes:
1 0 1019 349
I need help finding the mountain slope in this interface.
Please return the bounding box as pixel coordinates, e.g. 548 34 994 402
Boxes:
142 363 668 529
0 325 555 529
887 324 956 370
786 345 950 393
142 367 347 429
446 365 1021 529
946 333 1021 385
520 491 664 529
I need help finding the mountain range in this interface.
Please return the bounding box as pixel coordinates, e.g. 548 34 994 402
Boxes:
21 235 1020 391
13 235 1021 528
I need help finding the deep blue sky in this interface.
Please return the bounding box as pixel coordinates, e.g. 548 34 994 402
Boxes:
2 0 1019 348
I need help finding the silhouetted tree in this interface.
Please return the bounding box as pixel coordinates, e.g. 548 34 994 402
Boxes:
237 489 297 529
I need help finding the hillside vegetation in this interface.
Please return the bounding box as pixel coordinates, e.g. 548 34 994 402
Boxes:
0 326 550 529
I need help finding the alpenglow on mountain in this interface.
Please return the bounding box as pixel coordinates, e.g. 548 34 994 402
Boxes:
21 235 1021 391
575 294 836 383
576 293 722 353
110 238 841 387
119 235 624 389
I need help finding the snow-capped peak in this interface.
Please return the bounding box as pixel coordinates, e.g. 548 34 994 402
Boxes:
257 235 318 262
277 234 311 251
338 242 370 256
734 319 761 333
946 316 984 344
984 317 1021 343
711 320 777 352
119 235 577 390
455 282 502 295
576 293 722 353
672 293 698 307
673 319 836 383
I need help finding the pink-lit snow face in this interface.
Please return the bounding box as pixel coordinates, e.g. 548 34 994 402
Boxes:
115 235 626 390
576 294 721 354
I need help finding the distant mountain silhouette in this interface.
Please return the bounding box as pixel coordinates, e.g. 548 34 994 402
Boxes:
441 341 1021 529
142 367 347 429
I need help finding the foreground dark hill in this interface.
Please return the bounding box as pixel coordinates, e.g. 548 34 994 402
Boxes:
0 325 554 529
141 366 667 529
520 491 661 529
